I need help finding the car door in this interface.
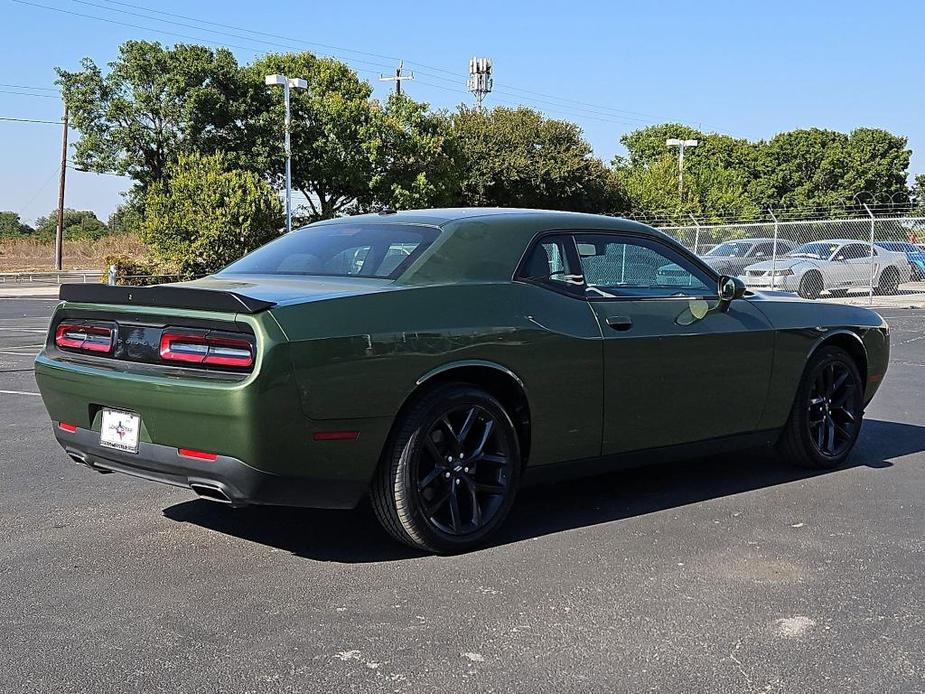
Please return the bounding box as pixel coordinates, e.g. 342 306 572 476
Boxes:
571 232 775 456
840 243 878 287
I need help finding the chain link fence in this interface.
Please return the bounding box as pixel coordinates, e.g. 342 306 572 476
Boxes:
652 212 925 302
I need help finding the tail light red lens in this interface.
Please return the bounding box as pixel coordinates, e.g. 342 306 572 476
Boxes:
55 323 113 353
159 331 254 369
178 448 218 461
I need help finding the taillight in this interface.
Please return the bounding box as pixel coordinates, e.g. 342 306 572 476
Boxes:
55 322 113 353
159 331 254 369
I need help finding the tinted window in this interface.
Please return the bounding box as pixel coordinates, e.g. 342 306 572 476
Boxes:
219 223 439 278
839 244 872 261
519 235 583 293
574 235 713 298
753 242 775 257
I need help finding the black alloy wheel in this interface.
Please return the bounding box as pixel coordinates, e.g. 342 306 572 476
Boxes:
414 405 512 536
778 345 864 469
372 384 521 553
806 360 860 458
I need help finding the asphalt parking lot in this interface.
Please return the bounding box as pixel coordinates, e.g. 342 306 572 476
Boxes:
1 297 923 693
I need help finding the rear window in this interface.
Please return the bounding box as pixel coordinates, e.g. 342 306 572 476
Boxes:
219 223 439 278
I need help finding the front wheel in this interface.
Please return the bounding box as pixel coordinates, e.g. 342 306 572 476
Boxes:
777 346 864 469
798 271 823 299
371 384 521 553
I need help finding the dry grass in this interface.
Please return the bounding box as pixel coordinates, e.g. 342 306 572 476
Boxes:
0 234 149 272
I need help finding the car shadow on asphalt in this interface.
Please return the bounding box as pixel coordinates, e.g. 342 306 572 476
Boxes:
162 418 923 563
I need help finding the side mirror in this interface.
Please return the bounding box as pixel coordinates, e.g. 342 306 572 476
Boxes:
718 275 747 302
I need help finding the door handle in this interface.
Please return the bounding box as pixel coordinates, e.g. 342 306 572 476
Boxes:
606 315 633 331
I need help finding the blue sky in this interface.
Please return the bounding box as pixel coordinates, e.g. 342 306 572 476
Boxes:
1 0 923 223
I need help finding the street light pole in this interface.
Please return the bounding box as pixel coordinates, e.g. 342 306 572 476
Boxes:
265 74 308 234
666 138 698 204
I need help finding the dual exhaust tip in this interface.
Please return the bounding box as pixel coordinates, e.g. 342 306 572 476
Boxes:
66 448 235 505
189 482 234 505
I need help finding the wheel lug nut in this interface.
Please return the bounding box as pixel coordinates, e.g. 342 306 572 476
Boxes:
464 467 469 473
455 479 460 485
445 472 451 478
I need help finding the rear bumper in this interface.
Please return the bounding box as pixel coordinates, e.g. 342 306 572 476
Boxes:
55 425 365 509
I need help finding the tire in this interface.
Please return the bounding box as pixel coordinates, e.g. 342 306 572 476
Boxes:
777 345 864 469
877 267 900 295
798 271 823 299
371 383 522 553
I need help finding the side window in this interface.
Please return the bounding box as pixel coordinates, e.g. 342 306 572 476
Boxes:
839 244 871 261
519 235 582 293
754 242 775 258
574 234 713 298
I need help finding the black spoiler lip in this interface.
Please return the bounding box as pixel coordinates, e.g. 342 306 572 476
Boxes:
58 283 276 314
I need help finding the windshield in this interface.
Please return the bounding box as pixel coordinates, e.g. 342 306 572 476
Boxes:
705 241 753 257
219 223 439 278
790 242 839 260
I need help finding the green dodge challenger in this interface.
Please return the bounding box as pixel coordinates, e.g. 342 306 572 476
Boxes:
35 208 890 553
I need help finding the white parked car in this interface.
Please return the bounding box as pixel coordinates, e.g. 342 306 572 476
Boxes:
742 239 912 299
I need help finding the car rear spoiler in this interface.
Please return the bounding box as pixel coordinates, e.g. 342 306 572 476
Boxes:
58 284 276 314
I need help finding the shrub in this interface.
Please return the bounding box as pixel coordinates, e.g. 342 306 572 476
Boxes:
142 152 284 277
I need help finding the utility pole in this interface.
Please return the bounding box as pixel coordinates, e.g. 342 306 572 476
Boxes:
379 60 414 96
666 137 698 204
54 104 68 271
467 57 493 110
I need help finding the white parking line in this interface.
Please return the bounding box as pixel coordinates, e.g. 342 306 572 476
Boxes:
0 328 47 333
0 389 40 396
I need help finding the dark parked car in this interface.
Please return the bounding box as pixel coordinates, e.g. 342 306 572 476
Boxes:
701 237 797 276
35 209 890 553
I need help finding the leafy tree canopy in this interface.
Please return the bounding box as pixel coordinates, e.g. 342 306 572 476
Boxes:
34 209 107 240
0 211 34 237
451 106 626 213
57 40 250 194
618 123 912 218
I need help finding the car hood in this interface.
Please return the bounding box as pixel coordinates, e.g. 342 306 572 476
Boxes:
181 274 399 307
745 257 817 271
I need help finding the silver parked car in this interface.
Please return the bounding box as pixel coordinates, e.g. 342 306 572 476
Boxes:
701 238 796 276
742 239 912 299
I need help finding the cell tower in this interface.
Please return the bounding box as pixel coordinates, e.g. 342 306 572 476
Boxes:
467 57 493 110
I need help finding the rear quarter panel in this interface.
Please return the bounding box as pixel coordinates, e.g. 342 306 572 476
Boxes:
271 282 605 466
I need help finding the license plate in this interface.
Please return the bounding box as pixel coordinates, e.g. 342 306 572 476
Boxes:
99 409 141 454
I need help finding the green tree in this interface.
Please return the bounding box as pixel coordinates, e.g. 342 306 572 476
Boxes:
245 52 380 220
450 106 625 213
33 209 107 240
0 211 34 238
750 128 910 208
366 94 460 211
142 152 283 276
107 201 143 234
57 40 251 195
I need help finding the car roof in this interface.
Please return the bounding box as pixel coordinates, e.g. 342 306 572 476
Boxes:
307 208 669 284
715 237 793 244
311 207 653 231
801 239 866 245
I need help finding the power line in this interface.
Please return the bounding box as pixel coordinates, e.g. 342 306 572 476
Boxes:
74 0 697 127
0 89 60 99
0 83 59 92
0 116 64 124
15 0 705 132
